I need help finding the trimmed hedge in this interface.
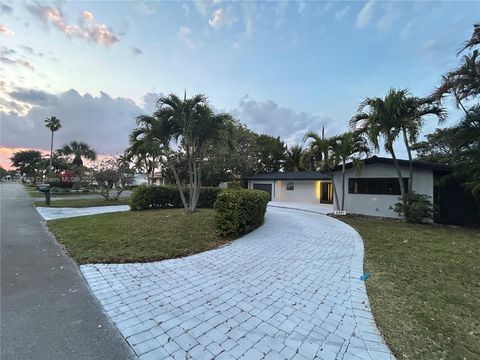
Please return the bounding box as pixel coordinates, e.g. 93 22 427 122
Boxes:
214 189 269 237
130 185 221 210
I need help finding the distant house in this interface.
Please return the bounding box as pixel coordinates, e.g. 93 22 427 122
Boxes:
244 156 455 220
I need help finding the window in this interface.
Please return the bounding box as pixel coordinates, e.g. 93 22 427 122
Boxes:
348 178 408 195
286 182 294 191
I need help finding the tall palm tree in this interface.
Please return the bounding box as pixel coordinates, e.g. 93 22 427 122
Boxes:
143 93 232 213
284 145 305 172
399 95 446 191
303 130 340 209
331 132 370 211
44 116 62 173
57 141 97 167
350 90 407 197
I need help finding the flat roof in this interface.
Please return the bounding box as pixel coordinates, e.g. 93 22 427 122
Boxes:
243 171 330 181
333 156 452 172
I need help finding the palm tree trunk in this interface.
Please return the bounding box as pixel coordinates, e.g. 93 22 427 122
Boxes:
49 131 54 174
341 161 346 211
390 146 406 197
402 127 414 193
167 157 188 209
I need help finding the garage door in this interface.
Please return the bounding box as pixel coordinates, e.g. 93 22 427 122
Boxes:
252 183 272 201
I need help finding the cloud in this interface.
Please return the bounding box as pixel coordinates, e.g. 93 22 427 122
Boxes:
335 5 350 20
0 56 35 71
298 1 306 15
9 88 58 106
18 45 44 57
178 26 197 50
1 88 143 155
131 47 143 56
230 95 341 146
0 24 14 35
356 0 375 28
1 46 16 56
26 3 119 46
233 2 255 48
1 4 13 14
134 1 158 15
82 11 94 21
208 8 235 29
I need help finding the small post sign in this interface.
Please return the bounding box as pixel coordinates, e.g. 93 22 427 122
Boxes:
334 210 347 216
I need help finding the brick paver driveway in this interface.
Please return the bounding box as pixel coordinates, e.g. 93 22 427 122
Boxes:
81 206 394 360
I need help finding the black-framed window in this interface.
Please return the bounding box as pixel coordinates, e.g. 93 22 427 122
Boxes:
348 178 408 195
286 182 294 191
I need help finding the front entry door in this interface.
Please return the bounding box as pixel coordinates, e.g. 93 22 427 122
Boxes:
320 182 333 204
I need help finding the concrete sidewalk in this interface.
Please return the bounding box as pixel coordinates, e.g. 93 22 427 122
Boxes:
0 183 136 360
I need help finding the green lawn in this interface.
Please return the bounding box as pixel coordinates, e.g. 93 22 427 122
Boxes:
48 209 230 264
35 198 130 208
339 216 480 360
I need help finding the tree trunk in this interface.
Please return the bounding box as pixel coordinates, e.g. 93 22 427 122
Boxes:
402 127 414 193
390 146 406 200
341 161 346 211
49 131 54 174
167 156 188 210
151 156 155 186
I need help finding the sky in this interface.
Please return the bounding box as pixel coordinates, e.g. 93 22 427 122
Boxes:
1 0 478 169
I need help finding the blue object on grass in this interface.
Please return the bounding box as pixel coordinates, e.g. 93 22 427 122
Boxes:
360 272 371 281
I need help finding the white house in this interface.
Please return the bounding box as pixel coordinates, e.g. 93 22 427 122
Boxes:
245 156 451 219
244 171 333 205
331 156 450 218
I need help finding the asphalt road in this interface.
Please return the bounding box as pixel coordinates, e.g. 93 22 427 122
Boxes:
0 183 136 360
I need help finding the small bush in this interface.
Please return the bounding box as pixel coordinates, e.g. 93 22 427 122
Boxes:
130 186 221 210
214 189 269 237
227 179 242 189
393 192 433 223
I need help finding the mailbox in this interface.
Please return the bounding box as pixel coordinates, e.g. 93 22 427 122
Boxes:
37 183 51 205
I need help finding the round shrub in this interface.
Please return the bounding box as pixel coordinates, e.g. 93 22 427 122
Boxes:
214 189 269 237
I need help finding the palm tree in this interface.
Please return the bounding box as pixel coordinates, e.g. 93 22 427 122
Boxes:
284 145 305 172
128 115 162 185
433 50 480 115
331 132 370 211
140 93 233 213
458 22 480 54
399 95 446 191
350 90 407 197
44 116 62 173
57 141 97 167
303 129 340 209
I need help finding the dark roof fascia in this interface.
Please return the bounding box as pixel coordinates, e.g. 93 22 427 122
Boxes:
332 156 452 172
243 171 330 181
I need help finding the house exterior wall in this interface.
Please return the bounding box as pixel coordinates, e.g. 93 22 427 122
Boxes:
332 164 434 218
248 180 321 204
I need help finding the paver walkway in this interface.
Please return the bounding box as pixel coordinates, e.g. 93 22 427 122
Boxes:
81 206 394 360
0 183 135 360
36 205 130 220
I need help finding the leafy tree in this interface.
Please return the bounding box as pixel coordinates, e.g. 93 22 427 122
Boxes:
93 158 129 200
254 134 286 173
10 150 43 179
57 141 97 167
284 145 306 172
44 116 62 173
331 132 370 211
411 128 457 164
